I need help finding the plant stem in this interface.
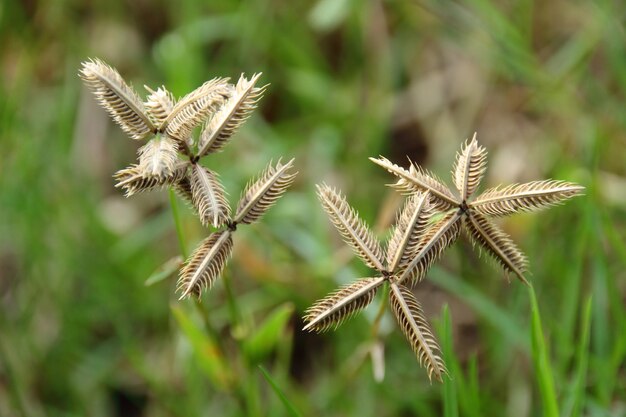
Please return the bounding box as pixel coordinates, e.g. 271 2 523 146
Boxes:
168 188 188 259
222 269 242 327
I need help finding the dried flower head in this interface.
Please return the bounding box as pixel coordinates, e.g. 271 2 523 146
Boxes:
80 59 297 299
305 133 583 382
370 133 584 284
304 187 450 382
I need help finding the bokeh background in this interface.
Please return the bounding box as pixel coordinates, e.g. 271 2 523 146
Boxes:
1 0 625 416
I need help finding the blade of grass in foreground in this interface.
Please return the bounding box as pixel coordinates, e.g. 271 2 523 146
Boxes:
440 305 459 417
529 286 559 417
564 296 592 417
431 267 527 349
258 365 303 417
243 303 294 363
171 304 232 390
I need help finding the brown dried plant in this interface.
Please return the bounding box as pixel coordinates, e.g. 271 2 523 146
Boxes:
304 133 583 382
80 59 297 299
370 133 584 284
304 187 449 382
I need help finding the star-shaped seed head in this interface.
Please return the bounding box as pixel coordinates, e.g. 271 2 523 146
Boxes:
80 60 297 300
370 132 584 283
304 185 455 382
305 133 584 382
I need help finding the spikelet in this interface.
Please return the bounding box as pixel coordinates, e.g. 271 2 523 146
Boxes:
177 231 234 299
386 192 432 273
190 164 231 228
369 156 458 210
114 162 188 197
397 211 462 285
303 277 385 332
80 59 155 140
464 211 529 284
452 133 487 201
317 184 385 271
137 134 179 178
198 73 266 157
164 78 231 142
144 85 175 128
389 283 447 382
470 180 585 217
234 158 296 225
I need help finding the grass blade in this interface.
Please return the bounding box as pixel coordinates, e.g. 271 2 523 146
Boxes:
564 296 592 417
430 267 527 349
243 303 294 363
529 286 559 417
171 304 232 390
144 255 183 286
258 365 303 417
440 305 458 417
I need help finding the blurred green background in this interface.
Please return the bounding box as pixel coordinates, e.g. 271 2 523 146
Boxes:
1 0 625 416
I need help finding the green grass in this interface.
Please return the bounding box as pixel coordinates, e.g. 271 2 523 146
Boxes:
1 0 625 416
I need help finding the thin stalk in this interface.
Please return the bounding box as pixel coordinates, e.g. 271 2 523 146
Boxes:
168 188 187 258
441 305 459 417
222 269 242 327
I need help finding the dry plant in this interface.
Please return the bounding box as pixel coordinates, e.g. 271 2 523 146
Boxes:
304 133 583 382
80 59 297 299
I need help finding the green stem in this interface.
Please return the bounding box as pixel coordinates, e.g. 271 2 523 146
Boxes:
222 269 242 328
168 188 187 259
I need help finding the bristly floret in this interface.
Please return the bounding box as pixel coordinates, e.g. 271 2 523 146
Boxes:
144 85 176 128
316 184 385 271
234 158 297 225
80 59 156 140
198 73 266 157
452 133 488 201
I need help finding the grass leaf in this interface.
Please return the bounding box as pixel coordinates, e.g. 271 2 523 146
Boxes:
258 365 303 417
440 305 458 417
243 303 294 363
171 304 232 390
529 286 559 417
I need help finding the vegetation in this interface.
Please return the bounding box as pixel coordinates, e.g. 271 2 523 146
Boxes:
0 1 624 416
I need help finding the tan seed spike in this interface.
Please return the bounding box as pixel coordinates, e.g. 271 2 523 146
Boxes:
178 230 234 299
190 164 231 228
198 73 266 157
114 162 188 197
316 183 385 271
464 211 529 284
386 192 432 273
369 156 459 209
303 277 385 332
397 210 463 285
144 85 176 128
452 132 488 201
80 59 155 140
137 134 179 178
470 180 585 217
389 283 447 383
164 77 231 142
234 158 297 225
